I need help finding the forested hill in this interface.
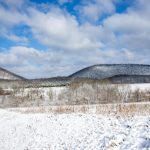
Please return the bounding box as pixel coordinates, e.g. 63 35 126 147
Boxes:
69 64 150 80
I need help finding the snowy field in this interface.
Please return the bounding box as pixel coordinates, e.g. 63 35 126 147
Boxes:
130 83 150 91
0 109 150 150
42 83 150 92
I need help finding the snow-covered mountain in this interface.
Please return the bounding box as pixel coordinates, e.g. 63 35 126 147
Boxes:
0 67 25 80
0 64 150 86
69 64 150 80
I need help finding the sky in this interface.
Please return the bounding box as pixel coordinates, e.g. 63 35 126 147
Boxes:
0 0 150 79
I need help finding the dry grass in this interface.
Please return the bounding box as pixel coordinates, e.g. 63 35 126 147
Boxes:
7 102 150 115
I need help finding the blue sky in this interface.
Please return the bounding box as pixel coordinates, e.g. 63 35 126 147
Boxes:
0 0 150 78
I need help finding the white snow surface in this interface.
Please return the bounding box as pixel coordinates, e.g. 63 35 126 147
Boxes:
0 109 150 150
130 83 150 91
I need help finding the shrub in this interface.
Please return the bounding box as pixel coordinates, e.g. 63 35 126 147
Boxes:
0 87 4 95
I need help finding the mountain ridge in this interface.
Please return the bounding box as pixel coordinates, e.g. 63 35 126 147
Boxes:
69 64 150 79
0 64 150 86
0 67 26 80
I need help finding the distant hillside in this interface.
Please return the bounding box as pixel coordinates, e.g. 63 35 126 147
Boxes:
0 67 25 80
69 64 150 80
107 75 150 83
0 64 150 87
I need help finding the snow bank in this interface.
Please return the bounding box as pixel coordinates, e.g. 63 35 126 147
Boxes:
0 109 149 150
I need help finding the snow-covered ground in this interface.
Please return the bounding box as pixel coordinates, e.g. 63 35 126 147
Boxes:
0 109 149 150
130 83 150 91
50 83 150 92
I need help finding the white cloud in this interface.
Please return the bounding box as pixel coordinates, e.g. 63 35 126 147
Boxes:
77 0 115 22
26 7 103 51
0 46 60 78
0 45 139 78
103 0 150 51
104 13 150 33
0 5 27 26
